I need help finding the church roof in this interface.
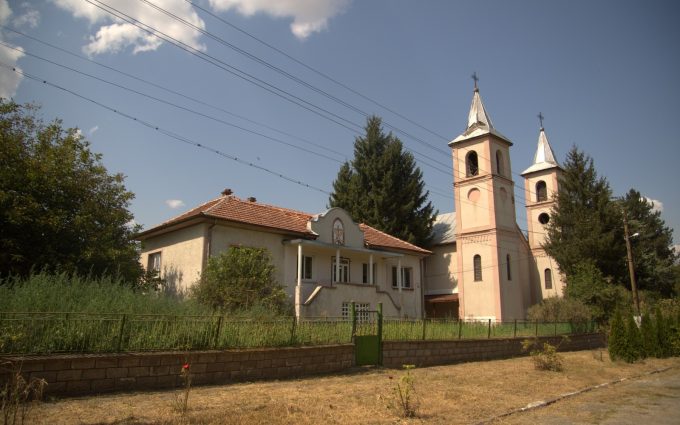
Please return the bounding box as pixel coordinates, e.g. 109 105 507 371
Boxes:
521 127 562 175
431 212 456 245
137 192 431 255
450 88 512 145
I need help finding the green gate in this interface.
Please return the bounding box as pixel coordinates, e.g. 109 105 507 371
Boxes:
352 302 383 366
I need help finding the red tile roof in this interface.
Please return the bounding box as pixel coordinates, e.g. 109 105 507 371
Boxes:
138 195 430 255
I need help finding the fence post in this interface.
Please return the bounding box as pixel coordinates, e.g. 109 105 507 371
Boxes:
535 320 538 336
554 320 558 336
513 319 517 338
421 319 427 340
289 315 297 345
487 319 491 339
351 302 357 339
116 314 127 352
377 303 383 366
213 316 223 349
458 319 463 340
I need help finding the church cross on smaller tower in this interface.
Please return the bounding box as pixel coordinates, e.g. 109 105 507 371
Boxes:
471 72 479 91
538 112 545 130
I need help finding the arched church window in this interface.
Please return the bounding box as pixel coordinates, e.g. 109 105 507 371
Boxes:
473 255 482 281
506 254 512 281
466 151 479 177
536 181 547 202
538 213 550 225
544 269 553 289
496 150 504 176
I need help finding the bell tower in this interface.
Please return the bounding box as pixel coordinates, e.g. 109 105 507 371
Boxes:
450 76 523 320
521 115 565 299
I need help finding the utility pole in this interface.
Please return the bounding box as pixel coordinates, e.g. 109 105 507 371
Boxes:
622 210 640 316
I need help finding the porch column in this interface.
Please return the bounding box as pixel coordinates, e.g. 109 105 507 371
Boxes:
295 243 302 319
335 248 340 284
369 254 374 285
397 258 402 293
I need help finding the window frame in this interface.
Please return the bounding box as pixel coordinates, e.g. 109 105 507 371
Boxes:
148 252 161 273
391 266 413 289
473 255 482 282
362 263 377 284
544 268 553 289
536 180 548 202
466 151 479 177
331 257 350 283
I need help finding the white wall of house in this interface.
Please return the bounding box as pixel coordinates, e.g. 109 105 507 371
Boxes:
424 243 457 295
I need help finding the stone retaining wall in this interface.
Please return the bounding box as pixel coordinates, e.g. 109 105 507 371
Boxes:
0 344 354 397
382 333 605 368
1 333 605 397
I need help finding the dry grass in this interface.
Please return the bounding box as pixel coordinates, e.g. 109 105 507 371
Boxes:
28 351 680 425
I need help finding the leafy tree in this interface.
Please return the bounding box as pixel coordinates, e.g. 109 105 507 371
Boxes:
621 189 677 297
544 146 626 283
564 262 628 324
329 116 436 247
0 101 141 281
192 247 289 314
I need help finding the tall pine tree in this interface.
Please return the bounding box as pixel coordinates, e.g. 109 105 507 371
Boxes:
329 116 436 247
544 146 626 283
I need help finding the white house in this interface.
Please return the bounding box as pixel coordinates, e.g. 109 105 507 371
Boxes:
137 191 430 319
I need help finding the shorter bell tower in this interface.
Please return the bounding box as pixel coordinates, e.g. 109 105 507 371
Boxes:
521 115 566 299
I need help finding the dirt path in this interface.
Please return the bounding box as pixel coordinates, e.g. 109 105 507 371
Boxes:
25 352 680 424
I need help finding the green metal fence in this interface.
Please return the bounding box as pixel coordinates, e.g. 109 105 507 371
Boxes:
0 312 596 355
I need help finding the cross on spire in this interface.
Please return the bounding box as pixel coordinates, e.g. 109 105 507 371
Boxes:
538 112 545 129
471 72 479 91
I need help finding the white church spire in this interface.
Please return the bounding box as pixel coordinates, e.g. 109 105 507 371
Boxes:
450 73 511 145
521 113 562 175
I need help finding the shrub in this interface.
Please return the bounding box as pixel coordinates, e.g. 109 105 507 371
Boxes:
654 307 672 358
522 337 567 371
192 247 290 314
390 365 418 418
640 312 657 358
1 361 47 425
565 262 629 324
527 297 592 323
608 310 626 361
624 313 644 362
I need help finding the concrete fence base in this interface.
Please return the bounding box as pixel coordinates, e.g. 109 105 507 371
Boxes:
0 333 605 397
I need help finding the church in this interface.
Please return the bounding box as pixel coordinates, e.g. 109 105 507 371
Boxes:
423 80 566 320
137 80 567 321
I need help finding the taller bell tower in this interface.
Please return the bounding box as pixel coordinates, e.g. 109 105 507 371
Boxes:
450 78 525 320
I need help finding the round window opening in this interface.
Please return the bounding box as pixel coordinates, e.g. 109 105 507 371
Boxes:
538 213 550 225
467 188 481 202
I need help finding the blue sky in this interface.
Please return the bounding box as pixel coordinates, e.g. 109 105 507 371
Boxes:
2 0 679 249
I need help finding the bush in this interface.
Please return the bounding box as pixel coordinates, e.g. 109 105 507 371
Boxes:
624 314 644 362
654 307 672 358
565 262 629 323
608 310 626 361
640 312 657 357
527 297 592 323
192 247 290 314
521 337 567 371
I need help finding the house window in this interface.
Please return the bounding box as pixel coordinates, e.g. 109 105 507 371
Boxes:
473 255 482 281
342 302 370 321
545 269 553 289
536 181 547 202
496 150 504 176
148 252 161 273
466 151 479 177
392 267 412 289
362 263 377 284
297 255 313 280
506 254 512 281
332 257 349 283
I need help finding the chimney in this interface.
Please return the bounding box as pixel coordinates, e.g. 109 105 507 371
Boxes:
247 196 257 202
221 188 233 196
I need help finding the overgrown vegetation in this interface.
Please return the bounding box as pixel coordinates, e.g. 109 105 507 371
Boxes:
0 361 47 425
192 247 290 315
387 365 418 418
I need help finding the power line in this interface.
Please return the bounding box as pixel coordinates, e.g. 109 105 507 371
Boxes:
2 63 331 195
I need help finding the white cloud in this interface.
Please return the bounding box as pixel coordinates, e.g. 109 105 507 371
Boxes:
13 3 40 28
88 125 99 135
209 0 351 39
52 0 206 56
643 197 663 213
0 0 25 99
165 199 185 209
